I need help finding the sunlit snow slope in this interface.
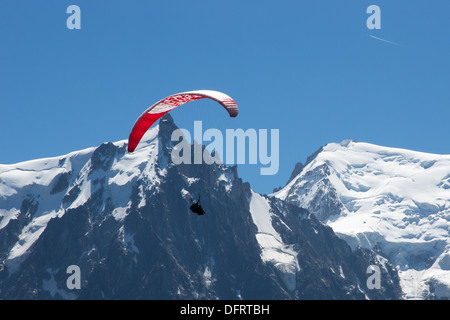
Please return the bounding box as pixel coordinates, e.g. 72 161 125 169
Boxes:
0 126 161 272
274 140 450 299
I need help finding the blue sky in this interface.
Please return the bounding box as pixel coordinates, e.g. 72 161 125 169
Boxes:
1 1 449 194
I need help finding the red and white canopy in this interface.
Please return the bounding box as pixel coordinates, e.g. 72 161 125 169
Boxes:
127 90 238 152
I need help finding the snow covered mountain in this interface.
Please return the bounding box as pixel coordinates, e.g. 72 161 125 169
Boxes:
274 140 450 299
0 117 401 299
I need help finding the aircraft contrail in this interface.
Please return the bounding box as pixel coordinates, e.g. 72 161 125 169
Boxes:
369 35 399 46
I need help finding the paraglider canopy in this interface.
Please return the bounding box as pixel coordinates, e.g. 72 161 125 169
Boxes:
127 90 238 153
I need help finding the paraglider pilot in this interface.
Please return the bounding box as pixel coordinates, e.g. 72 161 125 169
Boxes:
190 196 205 216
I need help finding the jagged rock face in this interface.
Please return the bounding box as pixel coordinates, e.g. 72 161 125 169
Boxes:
280 163 344 221
0 117 402 299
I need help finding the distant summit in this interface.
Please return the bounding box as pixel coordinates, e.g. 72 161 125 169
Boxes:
274 141 450 299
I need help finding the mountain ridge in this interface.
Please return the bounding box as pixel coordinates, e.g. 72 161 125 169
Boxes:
0 118 402 299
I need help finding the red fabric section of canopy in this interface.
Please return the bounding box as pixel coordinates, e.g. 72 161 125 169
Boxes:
127 111 168 152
